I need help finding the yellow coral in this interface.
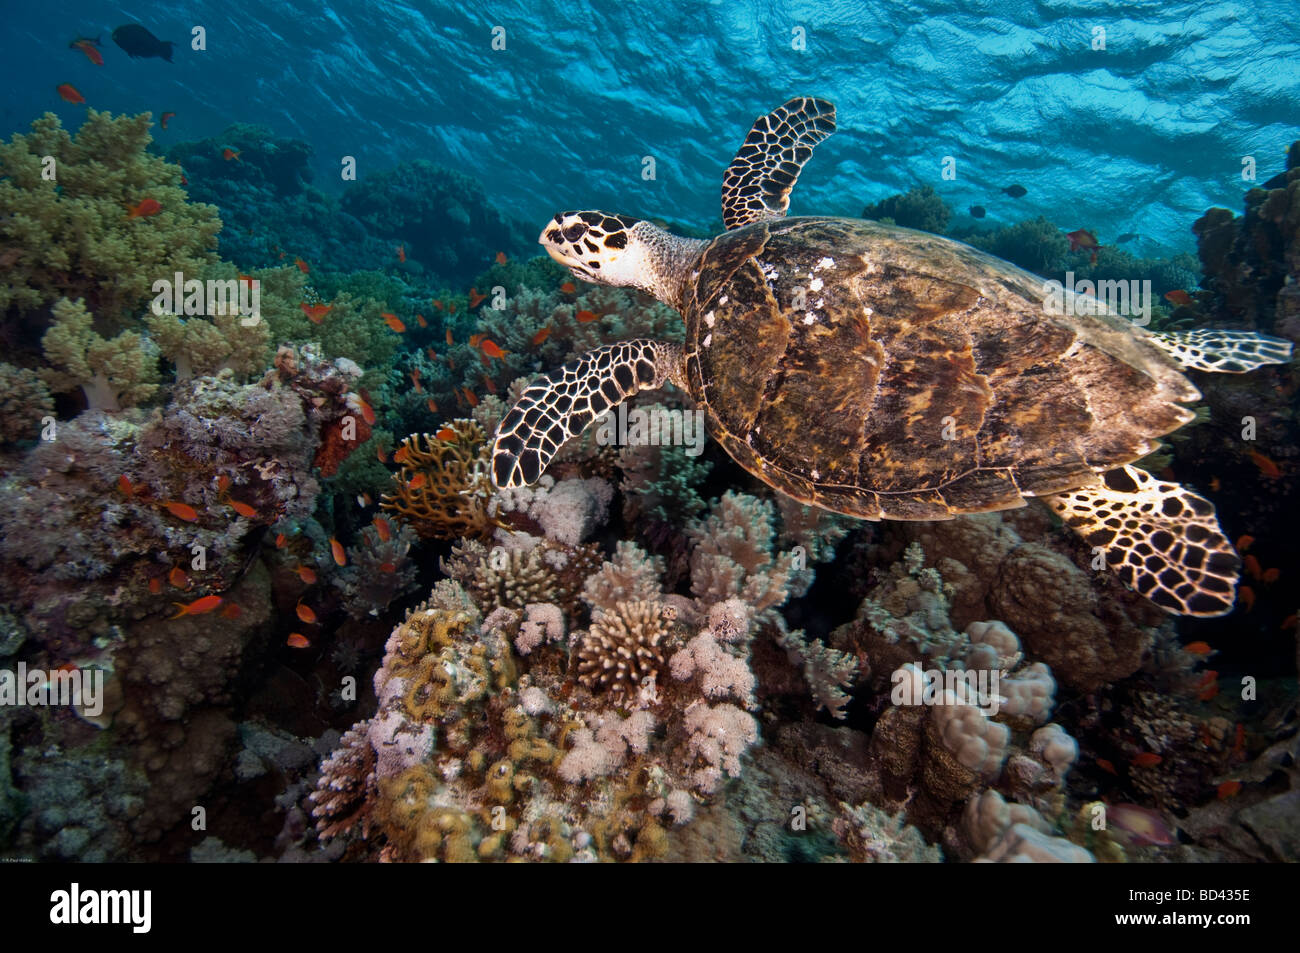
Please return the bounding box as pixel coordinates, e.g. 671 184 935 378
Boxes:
41 297 159 410
380 422 502 539
0 110 219 322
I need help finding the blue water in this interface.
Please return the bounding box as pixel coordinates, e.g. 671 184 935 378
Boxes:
5 1 1298 252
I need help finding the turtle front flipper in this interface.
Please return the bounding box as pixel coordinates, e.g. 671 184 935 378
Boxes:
1145 329 1293 373
492 340 685 488
721 97 836 230
1045 466 1239 616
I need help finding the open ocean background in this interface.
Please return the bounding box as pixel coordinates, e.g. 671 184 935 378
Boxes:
5 0 1298 252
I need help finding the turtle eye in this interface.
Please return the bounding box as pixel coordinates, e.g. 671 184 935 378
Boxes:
562 223 587 242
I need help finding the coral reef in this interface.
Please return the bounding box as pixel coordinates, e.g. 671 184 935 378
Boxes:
0 110 220 322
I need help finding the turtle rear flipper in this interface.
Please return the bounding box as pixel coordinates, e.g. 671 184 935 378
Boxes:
1046 466 1239 616
1146 329 1293 373
721 97 836 230
492 340 684 488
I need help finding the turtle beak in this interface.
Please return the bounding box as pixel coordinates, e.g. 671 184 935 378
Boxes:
539 226 595 279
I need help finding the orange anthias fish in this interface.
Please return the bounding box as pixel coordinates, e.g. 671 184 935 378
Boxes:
229 500 258 519
330 538 347 566
483 374 497 394
118 474 136 498
1164 290 1194 308
127 198 162 219
1066 228 1101 264
148 576 163 595
416 313 428 328
171 594 223 618
426 398 438 413
168 566 189 589
275 533 288 548
576 309 600 323
220 602 241 619
287 633 310 649
393 446 410 465
436 427 456 441
1238 586 1255 612
495 251 508 265
223 148 241 162
294 256 309 273
408 473 428 490
410 367 422 393
71 39 104 65
560 282 576 294
160 111 176 129
1197 670 1220 701
1243 554 1263 579
1247 450 1282 479
57 83 85 104
162 501 199 522
295 602 317 624
468 288 487 309
432 299 444 311
396 243 406 263
1217 780 1242 800
301 302 331 323
1236 534 1255 553
462 387 479 407
1184 641 1213 656
469 333 484 348
531 326 552 346
480 339 507 361
445 328 454 346
1131 752 1163 768
373 517 392 542
379 562 397 573
357 397 376 425
1096 758 1117 776
1262 567 1280 583
448 302 458 314
382 312 406 333
376 445 388 464
216 474 232 495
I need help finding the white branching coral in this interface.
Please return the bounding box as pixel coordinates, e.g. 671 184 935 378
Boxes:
683 703 758 794
580 540 665 613
492 475 613 546
515 602 565 655
775 628 859 720
687 491 795 613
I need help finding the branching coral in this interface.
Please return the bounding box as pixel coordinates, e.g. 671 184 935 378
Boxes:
687 491 796 615
442 537 603 616
575 601 678 696
0 110 220 321
380 422 501 540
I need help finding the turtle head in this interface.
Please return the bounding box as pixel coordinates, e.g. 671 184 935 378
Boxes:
540 211 704 307
540 211 646 284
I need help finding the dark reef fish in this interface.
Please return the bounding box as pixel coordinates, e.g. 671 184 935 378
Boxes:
968 204 986 218
1001 184 1027 197
112 23 174 62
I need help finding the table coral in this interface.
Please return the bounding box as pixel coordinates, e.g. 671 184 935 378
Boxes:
0 110 219 322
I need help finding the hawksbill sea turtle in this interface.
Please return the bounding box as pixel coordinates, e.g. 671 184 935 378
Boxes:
492 97 1292 617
